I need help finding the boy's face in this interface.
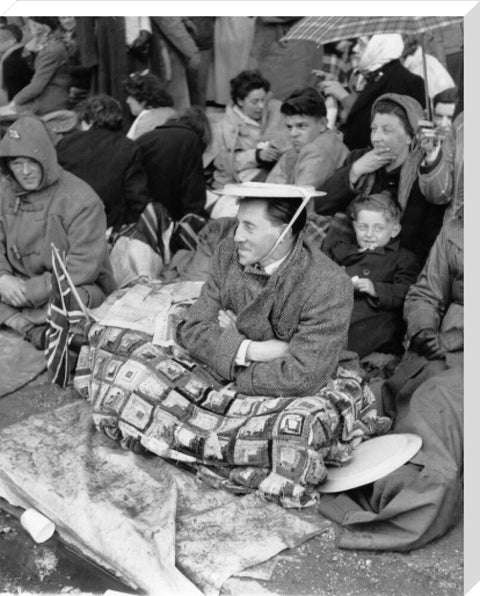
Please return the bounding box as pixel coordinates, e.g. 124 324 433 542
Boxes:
353 209 400 250
284 114 324 153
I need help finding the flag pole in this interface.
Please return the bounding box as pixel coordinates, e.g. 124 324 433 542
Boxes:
51 243 91 320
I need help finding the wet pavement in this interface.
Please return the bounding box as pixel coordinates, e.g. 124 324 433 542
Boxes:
0 375 463 596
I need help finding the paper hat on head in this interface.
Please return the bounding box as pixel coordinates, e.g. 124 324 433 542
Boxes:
222 182 326 261
221 181 325 201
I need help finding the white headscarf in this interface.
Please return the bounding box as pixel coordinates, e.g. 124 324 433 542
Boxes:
358 34 404 74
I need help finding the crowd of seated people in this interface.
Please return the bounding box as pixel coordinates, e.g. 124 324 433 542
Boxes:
0 16 465 551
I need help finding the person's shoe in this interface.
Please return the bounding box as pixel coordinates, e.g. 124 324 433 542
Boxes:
24 324 48 350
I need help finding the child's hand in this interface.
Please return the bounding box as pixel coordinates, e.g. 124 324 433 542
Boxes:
353 277 377 297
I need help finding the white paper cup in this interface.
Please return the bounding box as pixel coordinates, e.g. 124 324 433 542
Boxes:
20 508 55 543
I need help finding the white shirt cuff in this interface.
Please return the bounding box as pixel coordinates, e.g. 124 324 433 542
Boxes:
235 340 251 367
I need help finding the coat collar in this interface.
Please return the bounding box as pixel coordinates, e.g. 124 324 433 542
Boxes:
332 237 401 261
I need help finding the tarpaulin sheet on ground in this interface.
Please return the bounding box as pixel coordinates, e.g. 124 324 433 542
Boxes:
0 399 330 595
0 329 46 397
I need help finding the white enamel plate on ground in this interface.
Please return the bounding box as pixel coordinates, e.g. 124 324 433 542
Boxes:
319 433 423 493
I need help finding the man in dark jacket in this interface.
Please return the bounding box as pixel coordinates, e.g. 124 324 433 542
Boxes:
135 108 209 221
179 182 353 397
56 94 151 231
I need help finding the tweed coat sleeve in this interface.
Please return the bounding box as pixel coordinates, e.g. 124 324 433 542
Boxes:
373 249 421 311
403 226 452 339
233 270 354 397
178 248 247 378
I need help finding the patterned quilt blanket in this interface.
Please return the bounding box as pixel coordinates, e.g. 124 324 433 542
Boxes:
75 320 391 508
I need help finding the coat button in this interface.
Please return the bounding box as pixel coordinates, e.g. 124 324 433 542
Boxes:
363 268 370 276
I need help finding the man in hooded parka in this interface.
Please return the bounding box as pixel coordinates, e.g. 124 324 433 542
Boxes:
0 115 116 348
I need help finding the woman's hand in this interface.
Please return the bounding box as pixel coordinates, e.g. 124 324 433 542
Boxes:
246 339 290 363
349 147 396 185
319 80 350 102
218 309 237 331
0 274 28 307
418 129 441 164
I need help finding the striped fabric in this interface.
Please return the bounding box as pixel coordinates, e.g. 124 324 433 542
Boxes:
45 247 88 387
281 16 463 46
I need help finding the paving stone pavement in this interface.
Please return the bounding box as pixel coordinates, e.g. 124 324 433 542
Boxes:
0 376 463 596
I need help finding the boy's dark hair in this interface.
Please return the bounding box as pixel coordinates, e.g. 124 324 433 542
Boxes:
230 70 270 106
348 193 401 223
122 72 174 109
433 86 458 109
280 87 327 119
77 94 123 131
172 106 212 152
29 17 60 31
371 99 414 139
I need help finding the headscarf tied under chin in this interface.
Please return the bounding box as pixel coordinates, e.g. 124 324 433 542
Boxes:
358 34 404 74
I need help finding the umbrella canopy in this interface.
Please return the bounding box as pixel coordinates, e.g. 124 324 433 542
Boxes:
282 16 463 120
281 16 463 46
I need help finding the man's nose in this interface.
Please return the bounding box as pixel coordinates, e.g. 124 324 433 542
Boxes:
440 115 450 128
23 162 31 174
234 227 244 242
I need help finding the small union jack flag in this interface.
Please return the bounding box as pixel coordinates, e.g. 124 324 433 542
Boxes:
45 245 90 387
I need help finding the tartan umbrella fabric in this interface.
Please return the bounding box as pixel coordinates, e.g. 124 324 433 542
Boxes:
281 16 464 46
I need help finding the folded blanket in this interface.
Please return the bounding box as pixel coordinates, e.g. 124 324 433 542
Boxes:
76 322 391 508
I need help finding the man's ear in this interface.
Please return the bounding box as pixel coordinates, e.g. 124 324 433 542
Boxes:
391 223 401 238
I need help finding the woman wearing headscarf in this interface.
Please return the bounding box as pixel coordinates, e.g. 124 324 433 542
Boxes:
316 93 445 266
321 34 426 150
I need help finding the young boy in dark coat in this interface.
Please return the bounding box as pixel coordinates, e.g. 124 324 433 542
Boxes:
325 193 420 357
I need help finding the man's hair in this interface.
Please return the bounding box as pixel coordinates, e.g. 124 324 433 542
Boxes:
371 99 414 139
433 86 458 109
230 70 271 106
122 72 174 109
172 106 212 152
280 87 327 119
29 17 60 31
77 94 123 131
348 193 401 223
241 197 308 236
0 24 22 43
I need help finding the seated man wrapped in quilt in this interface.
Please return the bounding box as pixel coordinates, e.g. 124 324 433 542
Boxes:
84 183 391 506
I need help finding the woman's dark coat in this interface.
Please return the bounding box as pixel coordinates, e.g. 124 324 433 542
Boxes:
56 126 151 230
317 148 446 265
135 122 207 221
342 59 426 151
